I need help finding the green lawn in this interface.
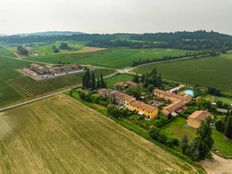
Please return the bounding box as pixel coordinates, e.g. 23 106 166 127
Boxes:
134 53 232 94
160 117 232 158
205 95 232 104
106 74 134 87
160 117 196 140
27 48 193 68
213 130 232 158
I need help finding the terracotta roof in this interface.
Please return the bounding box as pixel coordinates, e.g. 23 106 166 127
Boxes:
31 63 41 68
189 110 213 121
163 100 185 113
113 91 135 102
130 100 157 113
114 82 126 87
154 89 192 102
126 81 137 87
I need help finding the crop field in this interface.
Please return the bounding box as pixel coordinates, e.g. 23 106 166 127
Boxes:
33 41 86 55
0 56 30 107
27 48 193 68
0 47 16 57
133 53 232 94
0 94 201 173
106 73 134 87
8 68 114 97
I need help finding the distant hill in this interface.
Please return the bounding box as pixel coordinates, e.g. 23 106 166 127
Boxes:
20 31 85 36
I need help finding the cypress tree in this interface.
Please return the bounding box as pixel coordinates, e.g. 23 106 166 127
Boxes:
91 72 96 90
224 116 232 139
82 74 86 89
97 78 101 89
85 70 91 88
100 74 106 88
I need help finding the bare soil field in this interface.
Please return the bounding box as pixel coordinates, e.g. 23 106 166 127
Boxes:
77 46 107 53
0 94 202 174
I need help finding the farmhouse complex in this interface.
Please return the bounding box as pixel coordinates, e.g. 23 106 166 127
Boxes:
154 89 192 116
98 89 158 119
23 63 84 79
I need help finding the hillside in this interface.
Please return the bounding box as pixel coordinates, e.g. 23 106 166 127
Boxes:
0 94 202 174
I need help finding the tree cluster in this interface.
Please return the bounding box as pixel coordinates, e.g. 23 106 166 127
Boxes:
215 112 232 140
149 127 179 147
141 68 162 88
107 104 131 119
82 70 106 90
180 121 214 161
17 46 29 56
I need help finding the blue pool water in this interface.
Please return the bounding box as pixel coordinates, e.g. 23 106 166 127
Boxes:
184 89 194 96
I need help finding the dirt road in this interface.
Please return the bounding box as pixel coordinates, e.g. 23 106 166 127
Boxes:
201 154 232 174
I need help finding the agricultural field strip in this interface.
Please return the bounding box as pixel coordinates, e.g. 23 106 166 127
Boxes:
0 70 118 112
0 94 201 173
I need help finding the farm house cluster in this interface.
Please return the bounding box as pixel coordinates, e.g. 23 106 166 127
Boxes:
23 63 84 79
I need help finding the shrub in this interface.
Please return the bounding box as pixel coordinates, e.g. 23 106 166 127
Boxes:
215 120 225 133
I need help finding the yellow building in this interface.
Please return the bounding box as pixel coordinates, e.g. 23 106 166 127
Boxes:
111 90 158 120
128 100 158 120
187 110 213 129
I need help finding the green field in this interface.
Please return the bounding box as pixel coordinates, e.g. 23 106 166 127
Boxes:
27 48 193 68
133 53 232 94
8 69 114 97
33 41 86 55
0 94 202 173
0 47 16 57
160 117 232 158
0 56 30 107
106 73 134 87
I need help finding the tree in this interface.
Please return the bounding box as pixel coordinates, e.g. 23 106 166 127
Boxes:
132 74 139 83
96 77 101 88
142 68 162 88
147 84 155 93
91 72 96 90
188 121 214 160
125 86 141 99
224 116 232 139
196 120 214 150
17 46 29 55
215 120 225 133
180 135 189 155
100 74 107 88
52 45 60 53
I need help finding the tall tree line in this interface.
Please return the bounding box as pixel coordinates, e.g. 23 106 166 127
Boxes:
82 70 106 90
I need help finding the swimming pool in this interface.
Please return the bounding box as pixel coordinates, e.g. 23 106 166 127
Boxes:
184 89 194 96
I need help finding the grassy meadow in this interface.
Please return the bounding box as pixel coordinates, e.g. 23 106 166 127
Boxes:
27 48 193 68
0 94 201 173
133 53 232 94
106 73 134 87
